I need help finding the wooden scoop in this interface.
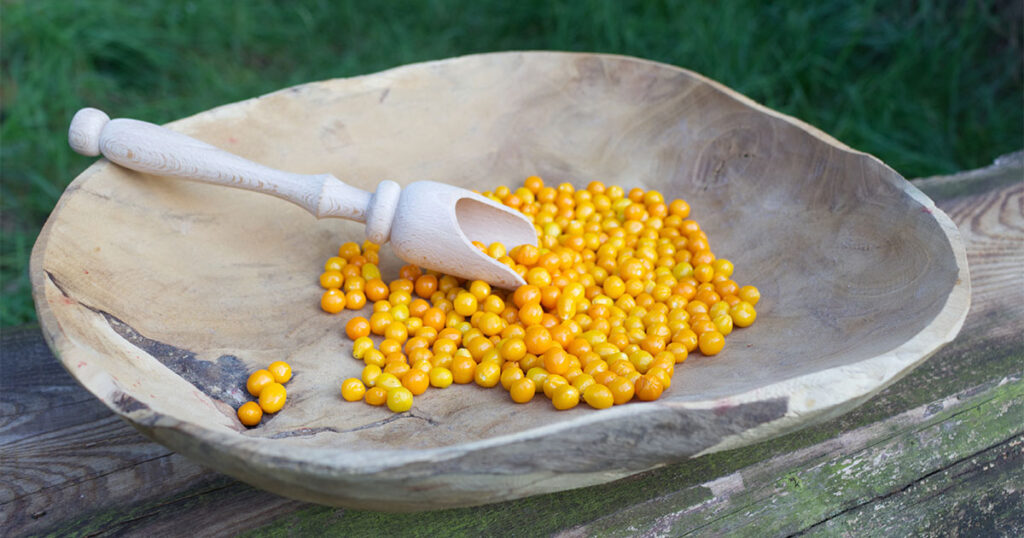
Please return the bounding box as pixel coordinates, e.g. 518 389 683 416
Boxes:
68 108 535 289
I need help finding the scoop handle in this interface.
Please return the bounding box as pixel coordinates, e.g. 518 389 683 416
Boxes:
68 107 375 222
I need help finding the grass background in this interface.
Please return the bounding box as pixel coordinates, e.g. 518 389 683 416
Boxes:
2 0 1021 327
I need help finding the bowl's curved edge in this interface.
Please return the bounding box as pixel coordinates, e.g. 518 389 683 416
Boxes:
28 83 281 419
31 51 974 511
692 174 972 456
30 163 111 391
513 51 974 457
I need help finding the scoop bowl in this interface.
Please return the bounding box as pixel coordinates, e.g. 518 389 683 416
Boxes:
391 180 536 289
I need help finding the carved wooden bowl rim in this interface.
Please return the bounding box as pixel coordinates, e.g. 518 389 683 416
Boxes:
30 51 970 510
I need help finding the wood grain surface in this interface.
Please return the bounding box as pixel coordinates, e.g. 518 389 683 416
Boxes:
4 151 1021 535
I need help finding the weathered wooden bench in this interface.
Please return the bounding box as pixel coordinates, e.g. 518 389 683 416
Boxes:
3 152 1021 536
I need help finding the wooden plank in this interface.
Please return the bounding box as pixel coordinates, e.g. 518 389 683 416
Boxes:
0 329 222 535
555 376 1023 537
800 435 1023 537
38 369 1020 537
2 153 1021 535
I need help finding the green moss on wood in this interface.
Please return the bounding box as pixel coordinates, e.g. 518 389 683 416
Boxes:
568 377 1023 536
803 435 1023 537
230 377 1023 537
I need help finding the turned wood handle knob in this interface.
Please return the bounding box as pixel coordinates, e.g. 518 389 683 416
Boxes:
69 108 111 157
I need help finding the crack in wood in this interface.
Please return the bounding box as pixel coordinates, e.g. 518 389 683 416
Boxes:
44 270 250 410
2 448 177 506
337 411 440 434
788 432 1024 537
269 427 339 439
112 391 150 413
101 315 250 410
76 479 243 537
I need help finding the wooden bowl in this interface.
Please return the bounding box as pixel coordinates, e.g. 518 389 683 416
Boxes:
31 52 969 511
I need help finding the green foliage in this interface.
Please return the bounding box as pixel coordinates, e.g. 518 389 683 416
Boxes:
2 0 1021 326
